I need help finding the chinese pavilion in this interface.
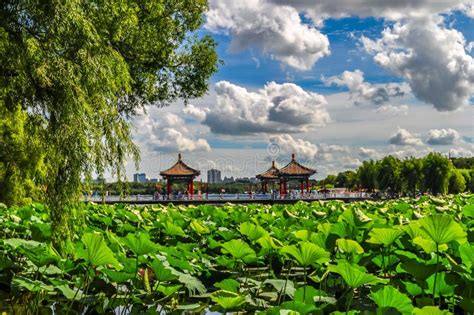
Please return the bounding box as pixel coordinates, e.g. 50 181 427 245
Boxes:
160 153 200 198
278 153 316 195
256 160 279 193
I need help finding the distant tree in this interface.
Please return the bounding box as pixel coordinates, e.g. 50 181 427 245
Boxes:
335 171 357 189
357 160 378 192
377 156 402 193
451 157 474 169
322 175 337 187
448 170 466 194
459 170 472 192
400 157 423 196
469 170 474 193
1 0 219 247
422 153 452 195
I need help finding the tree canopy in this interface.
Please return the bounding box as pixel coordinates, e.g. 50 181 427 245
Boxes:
322 152 472 196
0 0 219 246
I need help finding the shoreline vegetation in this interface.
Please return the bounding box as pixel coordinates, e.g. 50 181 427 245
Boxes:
86 156 474 197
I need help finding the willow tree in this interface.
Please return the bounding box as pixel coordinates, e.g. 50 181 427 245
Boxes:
0 0 219 246
422 153 452 195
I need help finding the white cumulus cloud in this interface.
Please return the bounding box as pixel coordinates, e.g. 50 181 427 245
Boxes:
324 70 404 106
268 134 318 159
389 128 424 146
206 0 330 70
375 104 409 116
449 147 474 157
359 147 380 159
269 0 470 21
426 128 461 145
361 16 474 111
133 111 210 153
341 156 362 169
183 104 208 121
201 81 330 135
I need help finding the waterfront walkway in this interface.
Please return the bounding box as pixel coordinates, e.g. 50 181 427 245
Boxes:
85 192 375 205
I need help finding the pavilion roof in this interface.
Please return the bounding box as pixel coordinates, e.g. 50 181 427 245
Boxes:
160 154 200 177
279 154 316 176
256 160 279 180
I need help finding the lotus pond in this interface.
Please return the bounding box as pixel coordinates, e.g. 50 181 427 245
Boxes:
1 195 474 314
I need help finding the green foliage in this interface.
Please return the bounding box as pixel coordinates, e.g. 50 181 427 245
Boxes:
324 152 467 196
210 290 247 310
336 238 364 255
367 227 404 246
76 232 120 269
122 232 159 256
0 195 473 313
369 285 413 314
0 106 46 205
377 155 402 193
357 160 378 192
0 0 219 247
335 170 358 189
328 261 387 288
221 239 256 263
401 157 423 196
423 153 452 195
281 241 330 266
419 214 466 245
448 170 466 194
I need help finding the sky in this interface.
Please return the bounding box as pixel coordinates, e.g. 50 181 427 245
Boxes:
126 1 474 182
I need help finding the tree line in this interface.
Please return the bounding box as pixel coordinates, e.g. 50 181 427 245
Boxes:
321 154 474 195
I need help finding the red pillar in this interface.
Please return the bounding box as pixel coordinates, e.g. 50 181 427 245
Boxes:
167 178 171 198
279 181 282 194
283 179 287 195
190 180 194 197
307 178 310 193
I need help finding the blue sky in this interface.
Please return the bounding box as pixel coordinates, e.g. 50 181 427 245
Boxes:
209 12 473 93
128 2 474 181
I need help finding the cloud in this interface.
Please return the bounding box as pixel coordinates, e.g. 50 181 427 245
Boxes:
268 134 318 159
316 143 350 161
183 104 208 121
268 0 469 21
449 147 474 157
201 81 330 135
426 128 461 145
358 147 380 159
206 0 330 70
340 156 362 169
133 110 210 153
375 104 408 116
389 128 424 146
361 16 474 111
324 70 404 106
459 3 474 17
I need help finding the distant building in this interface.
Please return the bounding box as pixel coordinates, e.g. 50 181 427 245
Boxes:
148 178 158 183
222 176 235 184
207 169 222 184
133 173 147 183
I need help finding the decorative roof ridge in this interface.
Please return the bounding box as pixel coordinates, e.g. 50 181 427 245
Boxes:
160 153 200 177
